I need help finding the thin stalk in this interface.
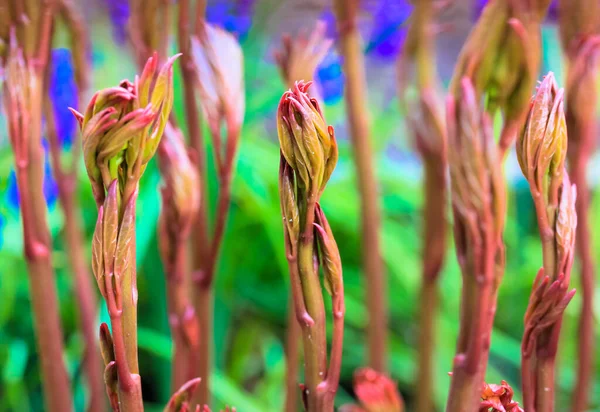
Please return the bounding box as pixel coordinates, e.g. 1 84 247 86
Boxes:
415 278 437 412
44 97 104 412
333 0 387 372
398 2 448 407
297 200 328 411
165 241 197 390
177 2 211 402
284 292 301 412
9 81 74 412
3 3 74 408
570 151 595 412
416 137 446 412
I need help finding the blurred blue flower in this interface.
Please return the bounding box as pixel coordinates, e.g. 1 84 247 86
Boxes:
6 139 58 211
207 0 255 41
104 0 130 44
50 49 78 149
316 51 345 104
365 0 412 60
6 171 19 210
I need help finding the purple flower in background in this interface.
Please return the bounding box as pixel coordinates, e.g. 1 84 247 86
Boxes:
6 139 58 210
207 0 255 40
104 0 130 44
6 171 19 210
365 0 412 60
316 51 345 104
50 49 78 149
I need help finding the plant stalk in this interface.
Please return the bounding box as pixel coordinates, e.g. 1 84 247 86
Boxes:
333 0 387 372
4 10 74 407
567 105 596 412
11 100 74 412
284 291 301 412
45 97 104 412
297 200 328 411
415 157 447 412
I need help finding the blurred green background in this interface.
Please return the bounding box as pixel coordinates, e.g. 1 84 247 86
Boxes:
0 0 599 411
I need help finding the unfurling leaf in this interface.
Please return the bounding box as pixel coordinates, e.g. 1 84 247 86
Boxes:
280 159 300 246
314 204 342 296
98 323 115 365
102 181 119 278
164 377 202 412
114 190 138 282
92 206 107 298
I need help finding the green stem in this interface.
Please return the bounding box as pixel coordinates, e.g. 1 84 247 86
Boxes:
297 200 327 411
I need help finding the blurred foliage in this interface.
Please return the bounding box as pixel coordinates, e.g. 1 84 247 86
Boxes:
0 1 599 411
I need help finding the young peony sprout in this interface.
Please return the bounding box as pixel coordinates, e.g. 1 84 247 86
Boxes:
277 81 344 411
518 73 577 412
71 52 178 411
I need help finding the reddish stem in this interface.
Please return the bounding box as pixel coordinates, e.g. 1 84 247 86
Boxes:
569 121 595 412
165 242 199 391
284 291 301 412
415 157 447 412
11 105 74 412
44 65 104 412
333 0 387 372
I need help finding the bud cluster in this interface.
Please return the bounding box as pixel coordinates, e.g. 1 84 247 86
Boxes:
71 53 179 205
277 81 338 198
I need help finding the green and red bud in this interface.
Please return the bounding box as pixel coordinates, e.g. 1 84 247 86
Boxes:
517 72 567 206
450 0 550 152
314 204 342 297
277 81 337 196
71 53 179 203
446 77 505 240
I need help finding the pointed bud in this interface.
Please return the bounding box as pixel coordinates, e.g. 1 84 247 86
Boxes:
164 378 202 412
191 24 244 132
517 73 567 198
277 81 336 194
351 368 404 412
447 77 504 239
72 53 178 199
314 204 342 296
98 323 115 366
